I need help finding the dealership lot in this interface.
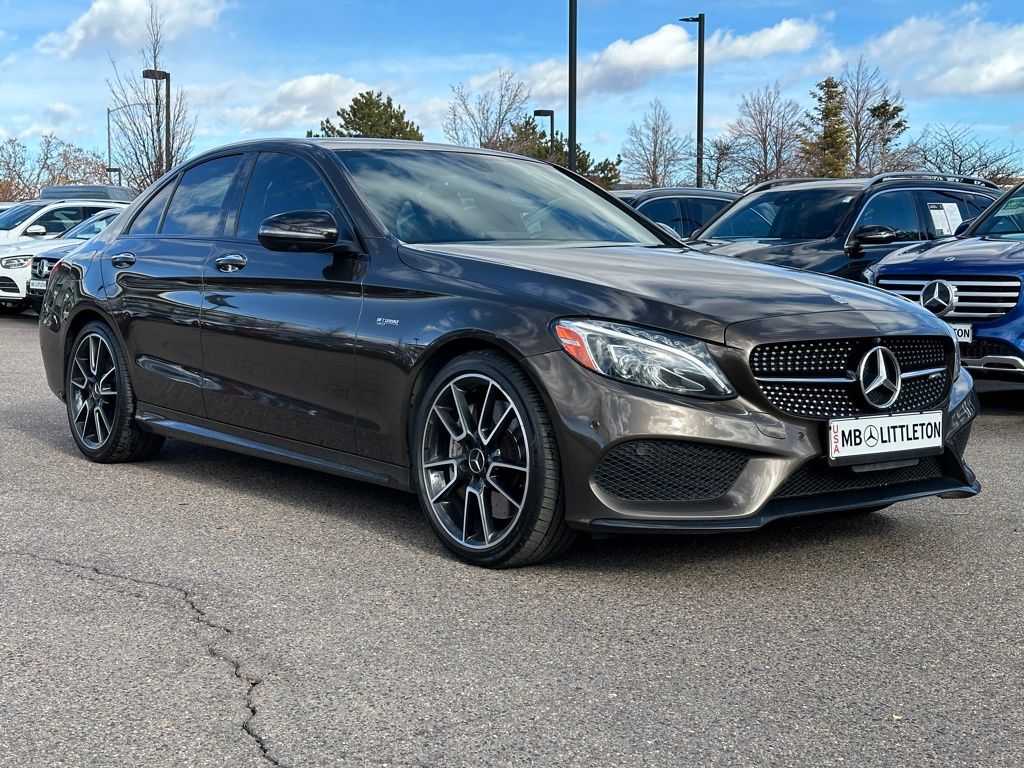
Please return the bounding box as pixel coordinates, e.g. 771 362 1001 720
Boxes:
1 314 1022 767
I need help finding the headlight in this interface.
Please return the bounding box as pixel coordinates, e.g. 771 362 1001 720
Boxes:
0 255 33 269
553 319 736 399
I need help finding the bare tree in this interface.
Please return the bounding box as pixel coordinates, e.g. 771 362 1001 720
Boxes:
841 58 912 174
914 123 1023 185
702 136 740 190
728 82 802 187
621 99 692 187
0 135 107 200
107 0 196 190
443 70 531 151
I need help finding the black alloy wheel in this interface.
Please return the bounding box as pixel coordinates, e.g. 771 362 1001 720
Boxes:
414 352 574 567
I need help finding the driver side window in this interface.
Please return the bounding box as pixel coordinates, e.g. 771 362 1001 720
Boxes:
858 191 922 241
236 152 340 240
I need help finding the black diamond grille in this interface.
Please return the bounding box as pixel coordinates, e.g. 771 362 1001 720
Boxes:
949 425 972 458
774 456 945 499
594 440 750 502
750 336 952 420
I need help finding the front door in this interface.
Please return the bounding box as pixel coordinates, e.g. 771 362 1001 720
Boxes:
200 150 363 453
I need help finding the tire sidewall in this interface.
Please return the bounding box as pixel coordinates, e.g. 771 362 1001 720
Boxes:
65 321 133 461
412 353 559 566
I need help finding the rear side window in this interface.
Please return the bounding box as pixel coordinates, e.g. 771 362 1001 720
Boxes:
682 197 730 236
918 189 974 237
857 191 922 241
129 180 176 235
967 193 996 217
236 152 338 240
161 154 243 237
636 198 682 236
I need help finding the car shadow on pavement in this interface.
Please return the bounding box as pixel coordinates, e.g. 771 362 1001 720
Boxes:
975 381 1024 416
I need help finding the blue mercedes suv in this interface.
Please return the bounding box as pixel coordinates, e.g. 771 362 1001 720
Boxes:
868 182 1024 380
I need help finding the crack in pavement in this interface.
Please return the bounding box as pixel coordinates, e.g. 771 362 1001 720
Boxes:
0 550 288 768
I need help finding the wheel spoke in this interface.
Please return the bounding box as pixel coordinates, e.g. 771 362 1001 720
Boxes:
476 382 495 442
449 383 477 437
489 460 528 474
482 404 515 447
425 459 461 503
486 473 524 512
73 358 89 383
432 405 464 442
88 336 99 375
72 395 88 421
92 408 105 445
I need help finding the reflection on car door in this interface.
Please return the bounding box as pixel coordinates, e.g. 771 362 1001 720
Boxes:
105 153 245 417
636 198 683 237
851 189 924 263
200 150 363 454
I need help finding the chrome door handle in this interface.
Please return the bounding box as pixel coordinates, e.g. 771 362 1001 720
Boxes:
110 253 136 268
215 254 247 272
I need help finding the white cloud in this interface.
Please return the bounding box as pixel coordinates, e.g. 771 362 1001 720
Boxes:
524 18 821 100
36 0 226 58
861 7 1024 96
43 101 79 125
220 73 371 133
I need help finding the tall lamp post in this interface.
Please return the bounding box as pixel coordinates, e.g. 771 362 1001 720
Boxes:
680 13 705 187
568 0 578 171
142 68 172 175
533 109 555 160
107 102 149 184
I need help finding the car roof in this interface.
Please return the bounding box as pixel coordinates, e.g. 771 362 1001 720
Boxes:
630 187 740 202
190 137 533 162
746 173 1000 195
20 199 129 207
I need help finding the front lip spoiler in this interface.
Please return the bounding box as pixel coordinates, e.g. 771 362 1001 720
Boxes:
588 476 981 534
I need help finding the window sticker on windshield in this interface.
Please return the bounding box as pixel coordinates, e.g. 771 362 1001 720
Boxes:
1002 197 1024 211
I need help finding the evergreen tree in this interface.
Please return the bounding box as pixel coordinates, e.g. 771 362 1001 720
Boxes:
307 91 423 140
799 77 851 177
507 117 621 188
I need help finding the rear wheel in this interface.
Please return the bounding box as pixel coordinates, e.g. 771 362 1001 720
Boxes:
412 352 575 567
65 321 164 463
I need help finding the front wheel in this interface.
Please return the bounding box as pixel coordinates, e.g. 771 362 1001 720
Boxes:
65 321 164 463
412 352 575 567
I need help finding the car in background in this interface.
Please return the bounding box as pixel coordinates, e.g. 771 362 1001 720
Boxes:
0 198 127 243
1 208 125 315
0 203 16 212
612 187 739 238
687 173 1000 280
24 209 125 312
38 138 978 567
869 182 1024 380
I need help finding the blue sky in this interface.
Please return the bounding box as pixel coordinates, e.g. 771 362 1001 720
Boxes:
1 0 1023 162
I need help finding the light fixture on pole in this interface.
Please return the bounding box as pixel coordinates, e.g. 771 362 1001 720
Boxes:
680 13 705 188
142 68 172 175
533 109 555 161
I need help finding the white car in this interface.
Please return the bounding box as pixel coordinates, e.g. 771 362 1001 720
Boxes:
0 199 125 243
0 207 125 314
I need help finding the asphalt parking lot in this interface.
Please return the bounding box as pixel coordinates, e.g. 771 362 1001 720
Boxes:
2 313 1022 768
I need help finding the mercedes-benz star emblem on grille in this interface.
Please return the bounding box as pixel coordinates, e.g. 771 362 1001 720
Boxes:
920 280 957 317
858 346 902 410
33 260 46 278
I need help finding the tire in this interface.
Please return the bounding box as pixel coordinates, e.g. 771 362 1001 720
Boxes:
0 299 28 315
65 321 164 463
412 351 575 567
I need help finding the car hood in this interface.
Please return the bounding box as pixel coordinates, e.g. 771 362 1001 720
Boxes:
401 242 918 344
0 236 71 255
878 236 1024 272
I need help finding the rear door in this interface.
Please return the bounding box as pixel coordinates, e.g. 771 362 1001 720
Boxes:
105 153 245 416
200 150 363 453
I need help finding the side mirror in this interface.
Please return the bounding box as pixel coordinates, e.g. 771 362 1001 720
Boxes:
25 224 47 238
258 209 356 253
954 218 975 237
851 224 897 246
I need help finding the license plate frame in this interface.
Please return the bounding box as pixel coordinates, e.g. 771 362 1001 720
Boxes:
28 279 46 291
827 411 944 466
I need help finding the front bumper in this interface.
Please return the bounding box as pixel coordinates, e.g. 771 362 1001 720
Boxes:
0 263 29 302
525 350 979 533
961 317 1024 380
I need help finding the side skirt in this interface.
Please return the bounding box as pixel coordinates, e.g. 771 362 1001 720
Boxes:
135 405 411 492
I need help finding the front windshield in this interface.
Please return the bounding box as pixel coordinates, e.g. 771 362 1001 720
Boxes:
65 211 117 240
335 149 662 246
0 201 47 230
701 187 856 240
974 188 1024 239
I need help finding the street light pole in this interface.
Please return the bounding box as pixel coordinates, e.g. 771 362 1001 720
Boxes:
533 109 555 161
568 0 578 172
681 13 705 187
142 68 172 175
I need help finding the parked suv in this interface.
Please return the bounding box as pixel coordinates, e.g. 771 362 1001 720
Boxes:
0 199 121 242
0 206 126 314
869 182 1024 380
688 174 1000 280
612 187 739 238
39 139 978 566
